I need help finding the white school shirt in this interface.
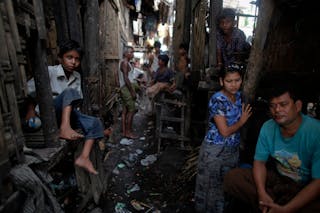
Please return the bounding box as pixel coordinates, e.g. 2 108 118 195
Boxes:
27 64 83 99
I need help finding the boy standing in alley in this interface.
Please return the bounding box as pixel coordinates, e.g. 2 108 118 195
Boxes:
27 40 105 175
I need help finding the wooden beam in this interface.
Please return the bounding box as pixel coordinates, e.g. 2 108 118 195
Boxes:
32 0 46 40
53 0 69 44
172 0 186 64
33 0 59 147
243 0 275 103
5 0 22 51
208 0 222 73
66 0 81 43
82 0 100 114
183 0 192 45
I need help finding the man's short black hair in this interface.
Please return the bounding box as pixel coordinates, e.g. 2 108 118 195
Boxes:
58 40 83 58
267 77 300 102
154 41 161 48
158 54 169 65
218 8 236 22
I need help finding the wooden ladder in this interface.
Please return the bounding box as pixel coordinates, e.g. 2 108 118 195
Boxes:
155 94 190 153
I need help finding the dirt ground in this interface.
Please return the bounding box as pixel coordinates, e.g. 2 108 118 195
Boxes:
100 110 197 213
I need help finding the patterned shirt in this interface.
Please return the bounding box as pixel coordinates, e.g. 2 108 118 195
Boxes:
205 91 242 146
217 28 249 67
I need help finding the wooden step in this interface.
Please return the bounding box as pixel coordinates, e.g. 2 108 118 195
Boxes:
156 99 186 106
160 116 184 122
159 132 190 141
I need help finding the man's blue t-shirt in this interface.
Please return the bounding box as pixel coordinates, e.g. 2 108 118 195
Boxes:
254 114 320 184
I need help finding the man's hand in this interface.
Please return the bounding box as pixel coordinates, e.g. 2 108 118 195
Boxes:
259 201 291 213
258 191 274 213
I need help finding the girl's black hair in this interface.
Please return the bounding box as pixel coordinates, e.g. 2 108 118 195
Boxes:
219 63 244 79
58 40 83 58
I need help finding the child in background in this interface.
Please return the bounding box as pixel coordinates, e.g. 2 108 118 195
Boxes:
26 40 105 175
216 8 251 70
194 64 252 213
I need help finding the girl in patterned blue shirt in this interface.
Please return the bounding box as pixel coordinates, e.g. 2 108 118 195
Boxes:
195 64 252 213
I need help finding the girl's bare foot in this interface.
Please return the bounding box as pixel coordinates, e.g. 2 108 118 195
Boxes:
75 156 98 175
60 128 84 140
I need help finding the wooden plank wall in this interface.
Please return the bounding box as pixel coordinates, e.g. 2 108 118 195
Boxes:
0 1 26 160
190 0 207 87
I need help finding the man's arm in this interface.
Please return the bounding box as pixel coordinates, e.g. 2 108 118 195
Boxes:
261 179 320 212
120 61 136 99
253 160 274 213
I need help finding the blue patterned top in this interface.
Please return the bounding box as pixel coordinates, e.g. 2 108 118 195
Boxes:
205 91 242 146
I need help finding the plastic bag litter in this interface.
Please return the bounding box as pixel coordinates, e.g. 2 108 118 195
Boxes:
115 202 131 213
140 154 157 166
120 138 134 145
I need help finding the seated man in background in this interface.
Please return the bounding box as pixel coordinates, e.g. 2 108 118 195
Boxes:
146 54 175 99
26 40 105 175
223 80 320 212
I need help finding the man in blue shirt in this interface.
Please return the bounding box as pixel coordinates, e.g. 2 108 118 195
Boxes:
223 80 320 212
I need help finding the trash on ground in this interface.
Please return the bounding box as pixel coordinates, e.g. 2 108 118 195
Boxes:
115 202 131 213
122 159 133 167
117 163 126 169
104 150 112 162
127 183 140 194
98 139 106 151
120 138 134 145
112 167 120 175
130 199 145 211
140 154 157 166
135 149 143 155
128 153 138 162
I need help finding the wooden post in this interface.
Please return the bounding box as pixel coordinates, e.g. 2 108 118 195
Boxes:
65 0 81 43
33 0 59 147
101 0 120 108
82 0 100 114
0 6 24 161
208 0 222 75
172 0 186 64
183 0 192 45
5 0 28 99
53 0 69 44
242 0 275 103
190 0 207 87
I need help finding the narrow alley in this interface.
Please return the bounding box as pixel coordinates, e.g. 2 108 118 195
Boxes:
101 107 196 213
1 0 320 213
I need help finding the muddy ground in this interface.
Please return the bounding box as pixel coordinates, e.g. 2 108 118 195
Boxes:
100 111 197 213
49 93 269 213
